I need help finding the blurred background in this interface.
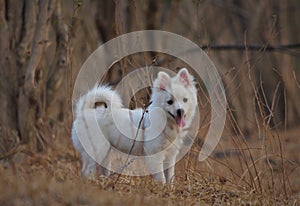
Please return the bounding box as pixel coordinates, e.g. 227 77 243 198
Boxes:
1 0 299 150
0 0 299 199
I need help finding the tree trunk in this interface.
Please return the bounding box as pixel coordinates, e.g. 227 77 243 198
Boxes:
279 0 300 126
0 0 20 154
18 0 54 151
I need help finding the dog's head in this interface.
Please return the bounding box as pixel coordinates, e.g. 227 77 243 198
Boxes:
152 68 198 129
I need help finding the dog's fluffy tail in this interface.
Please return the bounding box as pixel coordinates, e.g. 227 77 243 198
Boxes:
75 85 123 117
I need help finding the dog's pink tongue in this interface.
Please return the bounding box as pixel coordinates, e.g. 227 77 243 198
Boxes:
176 117 186 127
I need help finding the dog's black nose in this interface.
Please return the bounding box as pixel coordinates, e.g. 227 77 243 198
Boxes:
177 109 184 117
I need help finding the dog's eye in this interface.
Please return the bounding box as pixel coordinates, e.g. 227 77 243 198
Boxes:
95 102 107 108
167 99 173 105
183 97 188 103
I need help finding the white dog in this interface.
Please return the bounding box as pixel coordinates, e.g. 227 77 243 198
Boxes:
72 68 198 183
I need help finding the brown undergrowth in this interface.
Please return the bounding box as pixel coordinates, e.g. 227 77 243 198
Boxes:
0 133 298 206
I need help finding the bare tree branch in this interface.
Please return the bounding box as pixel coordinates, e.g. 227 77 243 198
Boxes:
17 1 36 82
24 0 50 91
201 43 300 56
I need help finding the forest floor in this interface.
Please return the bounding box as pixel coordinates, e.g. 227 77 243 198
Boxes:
0 127 299 205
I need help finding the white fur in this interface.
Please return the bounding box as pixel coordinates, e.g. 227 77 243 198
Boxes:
72 68 198 183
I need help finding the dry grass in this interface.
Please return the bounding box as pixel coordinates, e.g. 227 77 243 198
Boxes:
0 129 298 206
1 65 299 205
1 63 299 205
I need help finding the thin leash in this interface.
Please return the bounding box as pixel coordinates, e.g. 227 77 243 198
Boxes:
112 101 152 186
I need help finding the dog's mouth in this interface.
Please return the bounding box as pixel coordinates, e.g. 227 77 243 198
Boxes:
168 112 186 128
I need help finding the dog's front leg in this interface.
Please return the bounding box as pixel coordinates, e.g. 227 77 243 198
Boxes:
145 156 166 183
164 166 175 184
164 156 177 184
152 171 166 183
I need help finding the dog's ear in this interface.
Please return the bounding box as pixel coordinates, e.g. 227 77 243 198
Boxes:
177 68 192 87
157 71 171 90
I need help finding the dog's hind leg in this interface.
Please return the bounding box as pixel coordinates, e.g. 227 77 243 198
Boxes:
80 151 96 178
97 156 111 177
